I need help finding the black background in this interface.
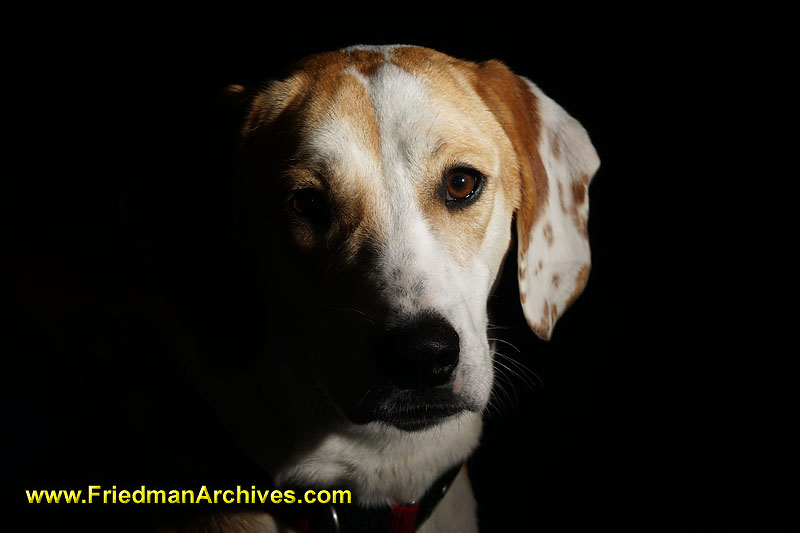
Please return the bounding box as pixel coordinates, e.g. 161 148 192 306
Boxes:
5 9 799 531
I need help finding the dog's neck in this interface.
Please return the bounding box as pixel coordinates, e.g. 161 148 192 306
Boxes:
271 411 482 505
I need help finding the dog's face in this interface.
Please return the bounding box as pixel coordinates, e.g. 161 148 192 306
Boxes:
234 45 599 435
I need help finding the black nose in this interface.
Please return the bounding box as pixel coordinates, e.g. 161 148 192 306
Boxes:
377 314 460 390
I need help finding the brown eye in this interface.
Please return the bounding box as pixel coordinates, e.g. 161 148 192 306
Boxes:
445 169 482 203
290 189 330 225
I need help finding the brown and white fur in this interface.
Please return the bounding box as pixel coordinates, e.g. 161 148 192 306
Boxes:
182 45 600 532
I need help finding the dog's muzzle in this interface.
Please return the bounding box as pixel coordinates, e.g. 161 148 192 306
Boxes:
350 313 475 432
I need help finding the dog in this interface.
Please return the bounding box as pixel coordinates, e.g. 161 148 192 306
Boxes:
182 44 599 533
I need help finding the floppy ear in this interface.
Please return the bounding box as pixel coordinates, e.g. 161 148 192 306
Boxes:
478 62 600 340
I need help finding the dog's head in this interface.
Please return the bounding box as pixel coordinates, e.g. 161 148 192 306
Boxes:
232 45 599 434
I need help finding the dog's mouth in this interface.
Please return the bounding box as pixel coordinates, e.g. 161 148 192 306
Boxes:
349 383 477 432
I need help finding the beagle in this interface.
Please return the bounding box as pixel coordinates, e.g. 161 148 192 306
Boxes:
183 44 599 533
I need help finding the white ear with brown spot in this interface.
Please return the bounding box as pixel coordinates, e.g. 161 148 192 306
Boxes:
515 79 600 340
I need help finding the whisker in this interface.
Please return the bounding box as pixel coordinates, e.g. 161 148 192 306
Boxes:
487 337 521 353
492 349 544 389
487 375 514 416
493 358 524 390
497 352 543 388
491 364 519 409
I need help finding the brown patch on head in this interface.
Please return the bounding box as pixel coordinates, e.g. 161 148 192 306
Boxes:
245 49 384 155
343 48 386 77
552 274 560 288
520 291 527 304
291 48 384 79
244 75 307 134
543 223 554 247
518 265 525 280
291 51 384 161
239 49 393 268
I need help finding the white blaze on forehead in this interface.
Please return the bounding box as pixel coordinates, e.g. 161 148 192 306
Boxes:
358 62 438 181
355 58 504 179
348 62 446 312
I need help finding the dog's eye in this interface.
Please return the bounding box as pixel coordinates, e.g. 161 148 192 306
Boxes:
290 189 330 225
445 168 482 203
